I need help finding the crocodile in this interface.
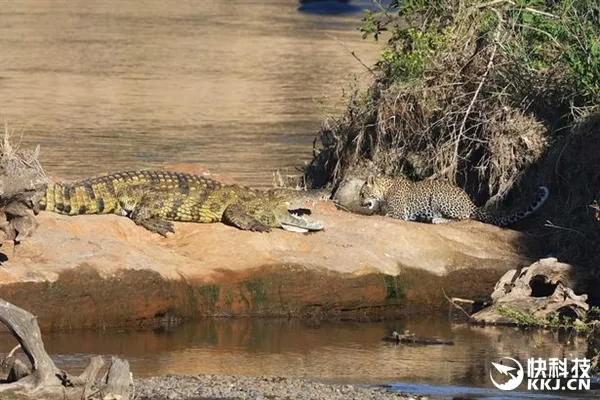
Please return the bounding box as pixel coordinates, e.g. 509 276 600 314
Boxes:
38 170 324 235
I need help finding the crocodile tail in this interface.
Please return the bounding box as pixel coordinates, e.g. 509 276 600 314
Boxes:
38 184 54 212
474 186 550 227
38 183 78 214
39 183 114 215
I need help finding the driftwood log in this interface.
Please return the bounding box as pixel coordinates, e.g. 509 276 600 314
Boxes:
0 298 133 399
382 330 454 346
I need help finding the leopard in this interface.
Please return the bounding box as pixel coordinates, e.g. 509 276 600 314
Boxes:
358 175 549 227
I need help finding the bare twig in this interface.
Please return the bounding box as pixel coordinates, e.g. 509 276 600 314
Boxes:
442 288 472 320
544 220 586 237
324 33 377 77
472 0 558 19
454 40 499 168
4 344 21 360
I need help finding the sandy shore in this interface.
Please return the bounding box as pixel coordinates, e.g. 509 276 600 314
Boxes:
134 375 427 400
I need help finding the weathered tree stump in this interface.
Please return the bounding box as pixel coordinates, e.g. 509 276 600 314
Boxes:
0 299 62 390
471 258 589 325
0 298 133 399
102 357 132 400
2 344 32 382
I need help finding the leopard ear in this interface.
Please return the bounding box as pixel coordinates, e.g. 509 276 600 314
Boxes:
366 175 375 185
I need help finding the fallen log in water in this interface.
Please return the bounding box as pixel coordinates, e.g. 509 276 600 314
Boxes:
382 330 454 346
0 298 133 399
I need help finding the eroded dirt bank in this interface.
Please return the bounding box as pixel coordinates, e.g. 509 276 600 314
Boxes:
0 202 534 329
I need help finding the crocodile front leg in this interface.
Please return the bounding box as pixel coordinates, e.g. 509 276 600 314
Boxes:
123 195 175 237
130 208 174 237
222 204 270 232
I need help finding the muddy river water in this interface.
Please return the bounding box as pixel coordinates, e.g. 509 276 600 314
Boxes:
0 317 595 399
1 0 381 187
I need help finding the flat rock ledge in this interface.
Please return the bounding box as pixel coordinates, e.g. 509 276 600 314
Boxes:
134 375 422 400
0 203 534 329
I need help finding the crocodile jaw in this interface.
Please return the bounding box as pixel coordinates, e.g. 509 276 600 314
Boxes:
277 210 324 233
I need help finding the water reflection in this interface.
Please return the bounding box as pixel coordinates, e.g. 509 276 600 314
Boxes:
0 317 589 390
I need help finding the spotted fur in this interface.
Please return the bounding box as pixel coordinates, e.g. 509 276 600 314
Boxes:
359 176 549 227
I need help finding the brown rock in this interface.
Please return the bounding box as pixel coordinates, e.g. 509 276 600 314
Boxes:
0 206 535 329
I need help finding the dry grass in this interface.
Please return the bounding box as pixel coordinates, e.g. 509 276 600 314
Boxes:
0 124 48 243
304 20 549 205
0 124 48 204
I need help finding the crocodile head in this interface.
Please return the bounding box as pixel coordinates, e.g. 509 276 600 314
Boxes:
245 199 324 233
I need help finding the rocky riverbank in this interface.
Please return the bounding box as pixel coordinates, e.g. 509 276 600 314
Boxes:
0 196 535 329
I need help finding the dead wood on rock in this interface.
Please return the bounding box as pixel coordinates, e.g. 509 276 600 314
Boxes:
101 358 132 400
0 126 48 246
0 298 133 399
471 258 589 326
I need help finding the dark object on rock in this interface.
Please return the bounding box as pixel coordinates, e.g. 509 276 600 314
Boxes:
382 330 454 345
332 177 379 215
0 202 38 244
297 0 366 16
471 257 589 325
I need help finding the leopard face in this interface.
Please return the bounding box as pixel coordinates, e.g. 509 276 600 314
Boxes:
359 176 388 211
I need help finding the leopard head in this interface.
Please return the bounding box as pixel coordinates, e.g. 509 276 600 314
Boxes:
359 176 388 211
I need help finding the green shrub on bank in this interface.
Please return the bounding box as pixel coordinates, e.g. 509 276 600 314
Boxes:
362 0 599 119
306 0 599 187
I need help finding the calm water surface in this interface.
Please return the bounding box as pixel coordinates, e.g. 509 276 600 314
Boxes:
0 0 381 187
0 317 596 399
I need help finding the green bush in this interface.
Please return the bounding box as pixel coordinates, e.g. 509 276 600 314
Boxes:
361 0 599 124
